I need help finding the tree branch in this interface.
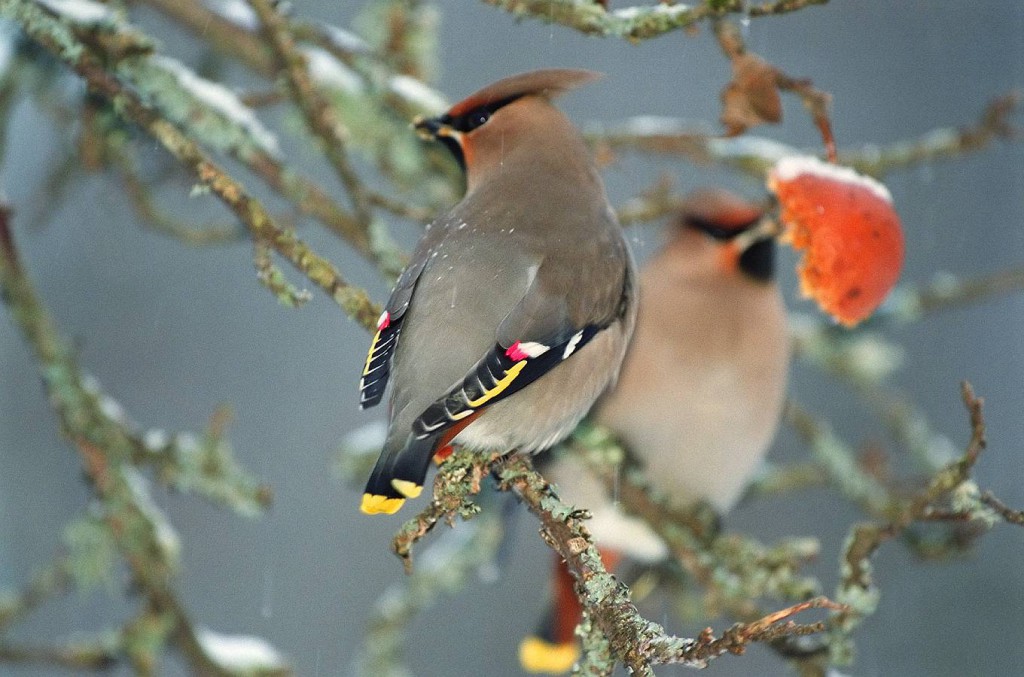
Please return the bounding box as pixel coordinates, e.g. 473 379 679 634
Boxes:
480 0 828 41
842 91 1021 176
588 90 1021 185
248 0 374 225
0 637 120 671
825 382 1021 664
495 454 840 673
980 492 1024 527
0 205 285 675
882 266 1024 323
1 0 381 328
0 558 73 631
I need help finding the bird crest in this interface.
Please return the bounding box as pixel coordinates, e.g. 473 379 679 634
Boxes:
446 68 602 118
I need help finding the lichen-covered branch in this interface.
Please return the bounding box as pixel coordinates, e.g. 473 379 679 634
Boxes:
137 0 459 219
392 450 498 572
248 0 374 224
791 262 1024 483
1 0 381 328
389 447 838 673
745 462 829 499
0 207 286 675
134 0 277 73
567 424 821 617
495 454 840 674
481 0 828 41
785 402 895 518
0 558 73 631
0 635 120 671
787 395 966 563
5 2 1021 676
111 142 246 246
842 91 1021 176
980 492 1024 526
364 327 1020 675
86 6 385 264
588 90 1021 188
253 240 315 308
826 383 1021 663
23 0 420 276
614 174 695 226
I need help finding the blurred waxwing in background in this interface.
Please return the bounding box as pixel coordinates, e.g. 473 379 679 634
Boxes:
520 189 791 673
358 69 637 515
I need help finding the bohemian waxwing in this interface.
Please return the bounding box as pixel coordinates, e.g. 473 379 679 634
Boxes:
359 69 637 515
520 189 790 673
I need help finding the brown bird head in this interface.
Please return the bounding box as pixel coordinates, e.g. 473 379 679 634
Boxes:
414 69 601 192
673 188 776 283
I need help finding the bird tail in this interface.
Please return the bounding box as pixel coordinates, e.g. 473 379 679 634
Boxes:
519 548 623 674
519 554 583 674
360 433 436 515
361 411 483 515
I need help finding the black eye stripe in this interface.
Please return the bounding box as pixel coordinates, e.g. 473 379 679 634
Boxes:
685 215 758 241
442 94 522 133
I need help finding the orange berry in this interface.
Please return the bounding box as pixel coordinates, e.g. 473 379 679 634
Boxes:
768 157 904 326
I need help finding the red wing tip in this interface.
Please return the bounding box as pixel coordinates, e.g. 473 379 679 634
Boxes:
432 445 454 465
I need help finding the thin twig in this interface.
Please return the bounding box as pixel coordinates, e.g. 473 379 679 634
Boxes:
567 424 821 619
253 240 314 308
0 639 119 671
359 515 504 676
827 382 1004 662
114 148 245 246
0 558 73 630
786 401 894 518
392 451 496 573
134 0 277 74
614 174 690 226
745 462 830 499
714 20 835 159
980 492 1024 527
248 0 374 224
841 91 1021 176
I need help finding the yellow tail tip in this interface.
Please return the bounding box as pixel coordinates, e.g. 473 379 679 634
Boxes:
391 479 423 498
518 636 579 674
360 494 405 515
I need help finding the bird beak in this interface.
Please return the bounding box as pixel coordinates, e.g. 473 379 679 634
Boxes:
412 115 455 141
686 213 780 253
731 216 782 254
412 115 468 171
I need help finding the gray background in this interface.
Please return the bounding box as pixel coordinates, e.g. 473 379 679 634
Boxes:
2 1 1023 675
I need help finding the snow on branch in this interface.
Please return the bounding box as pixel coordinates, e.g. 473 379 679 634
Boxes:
481 0 828 41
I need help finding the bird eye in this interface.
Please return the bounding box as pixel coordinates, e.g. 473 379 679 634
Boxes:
468 110 490 130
